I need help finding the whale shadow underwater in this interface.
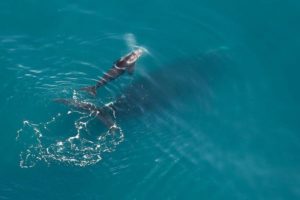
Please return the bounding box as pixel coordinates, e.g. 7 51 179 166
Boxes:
55 47 232 133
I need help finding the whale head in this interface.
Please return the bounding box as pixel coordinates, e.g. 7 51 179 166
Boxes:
126 48 143 64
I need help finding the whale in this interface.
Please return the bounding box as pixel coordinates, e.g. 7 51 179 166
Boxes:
55 48 230 131
53 98 115 128
80 48 143 96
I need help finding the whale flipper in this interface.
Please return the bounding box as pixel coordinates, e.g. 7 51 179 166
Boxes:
127 63 135 75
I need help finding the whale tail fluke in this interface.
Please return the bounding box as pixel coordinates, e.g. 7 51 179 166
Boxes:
53 98 115 128
80 86 97 96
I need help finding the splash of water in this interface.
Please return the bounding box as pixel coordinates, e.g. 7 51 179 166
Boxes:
16 104 124 168
124 33 150 55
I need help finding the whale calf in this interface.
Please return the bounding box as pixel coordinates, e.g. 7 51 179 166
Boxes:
80 48 143 96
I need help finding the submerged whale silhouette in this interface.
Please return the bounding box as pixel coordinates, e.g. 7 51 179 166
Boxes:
53 98 116 128
80 48 143 96
55 48 230 130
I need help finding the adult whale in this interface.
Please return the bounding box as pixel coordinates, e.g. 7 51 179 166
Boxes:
56 48 230 130
80 48 143 96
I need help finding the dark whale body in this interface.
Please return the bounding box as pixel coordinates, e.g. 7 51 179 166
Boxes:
80 49 143 96
56 49 230 129
110 50 229 117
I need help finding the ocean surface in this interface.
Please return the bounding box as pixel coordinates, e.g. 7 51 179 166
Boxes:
1 0 300 199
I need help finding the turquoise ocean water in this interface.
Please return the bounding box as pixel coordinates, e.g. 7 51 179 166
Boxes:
1 0 300 199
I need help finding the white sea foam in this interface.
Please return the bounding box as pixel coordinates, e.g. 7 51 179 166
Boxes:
16 102 124 168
